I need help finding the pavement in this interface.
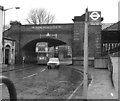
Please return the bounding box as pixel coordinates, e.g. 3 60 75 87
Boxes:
87 68 118 99
0 64 35 73
0 61 118 100
0 59 73 73
110 57 119 92
68 66 118 100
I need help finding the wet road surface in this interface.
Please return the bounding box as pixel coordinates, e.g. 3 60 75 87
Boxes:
1 64 83 100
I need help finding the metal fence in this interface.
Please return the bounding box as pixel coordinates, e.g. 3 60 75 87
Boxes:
101 42 120 56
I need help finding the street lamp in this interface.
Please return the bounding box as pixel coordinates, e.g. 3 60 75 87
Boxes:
3 7 20 31
2 6 20 64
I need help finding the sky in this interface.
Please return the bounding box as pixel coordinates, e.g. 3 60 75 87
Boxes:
0 0 120 25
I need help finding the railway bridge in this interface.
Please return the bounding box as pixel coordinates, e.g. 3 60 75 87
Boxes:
3 13 119 65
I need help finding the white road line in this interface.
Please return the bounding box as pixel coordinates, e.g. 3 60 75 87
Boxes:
59 81 68 83
88 75 93 87
41 68 46 72
110 93 114 96
68 81 83 100
23 68 46 79
23 73 38 79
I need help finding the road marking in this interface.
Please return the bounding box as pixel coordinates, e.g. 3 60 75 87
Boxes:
22 67 46 79
23 73 38 79
68 81 83 100
88 75 93 87
110 93 114 96
58 81 68 83
41 68 46 72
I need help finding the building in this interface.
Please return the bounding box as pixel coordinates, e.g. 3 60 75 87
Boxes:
3 37 15 65
3 11 105 65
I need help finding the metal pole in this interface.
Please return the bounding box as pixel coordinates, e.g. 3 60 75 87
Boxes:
3 7 20 64
3 7 20 30
83 8 88 99
3 10 5 64
4 10 5 31
118 1 120 22
0 6 3 64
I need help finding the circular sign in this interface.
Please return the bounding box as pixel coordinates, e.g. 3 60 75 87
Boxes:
89 11 100 21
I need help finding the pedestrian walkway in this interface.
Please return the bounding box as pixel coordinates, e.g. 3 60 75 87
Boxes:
69 66 118 100
110 57 119 92
0 59 72 73
87 68 118 99
60 59 72 65
0 64 32 73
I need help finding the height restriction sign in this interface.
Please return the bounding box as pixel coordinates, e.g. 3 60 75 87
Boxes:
89 11 101 25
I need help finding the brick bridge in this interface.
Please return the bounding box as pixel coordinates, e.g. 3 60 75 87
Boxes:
4 13 102 65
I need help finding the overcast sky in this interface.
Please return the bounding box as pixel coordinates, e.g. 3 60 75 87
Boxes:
0 0 120 25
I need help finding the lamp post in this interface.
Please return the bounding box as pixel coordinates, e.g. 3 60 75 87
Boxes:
3 6 20 64
118 1 120 21
3 7 20 31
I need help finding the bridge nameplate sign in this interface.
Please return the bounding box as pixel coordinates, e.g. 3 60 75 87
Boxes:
32 26 62 30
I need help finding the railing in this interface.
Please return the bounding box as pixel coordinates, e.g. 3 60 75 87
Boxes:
101 29 119 91
101 41 119 90
101 42 120 56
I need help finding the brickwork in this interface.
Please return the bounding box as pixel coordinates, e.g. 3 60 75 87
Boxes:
4 17 102 64
73 22 84 58
89 25 102 58
72 21 102 65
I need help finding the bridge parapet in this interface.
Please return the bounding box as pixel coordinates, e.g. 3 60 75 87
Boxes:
21 24 73 32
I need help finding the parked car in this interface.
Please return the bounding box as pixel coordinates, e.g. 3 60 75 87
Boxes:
47 58 60 69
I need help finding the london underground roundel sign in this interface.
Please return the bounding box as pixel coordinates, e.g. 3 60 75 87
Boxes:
89 11 100 21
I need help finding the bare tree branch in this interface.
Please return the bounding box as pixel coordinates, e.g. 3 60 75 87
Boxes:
26 8 55 24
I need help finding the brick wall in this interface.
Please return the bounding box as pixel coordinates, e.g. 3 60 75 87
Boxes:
72 22 84 58
4 21 102 65
72 22 102 65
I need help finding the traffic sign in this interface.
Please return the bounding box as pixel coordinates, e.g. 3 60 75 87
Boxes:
89 11 101 25
90 11 100 21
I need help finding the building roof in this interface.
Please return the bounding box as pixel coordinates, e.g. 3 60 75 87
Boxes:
103 21 120 31
72 14 85 22
102 23 114 30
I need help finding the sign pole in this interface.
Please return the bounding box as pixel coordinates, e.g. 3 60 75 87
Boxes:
118 1 120 21
0 6 3 64
83 7 88 100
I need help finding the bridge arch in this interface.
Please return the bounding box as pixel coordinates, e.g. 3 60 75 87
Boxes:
4 14 104 65
21 37 72 63
22 37 67 51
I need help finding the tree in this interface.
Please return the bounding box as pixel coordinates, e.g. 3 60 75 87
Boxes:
26 8 55 24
